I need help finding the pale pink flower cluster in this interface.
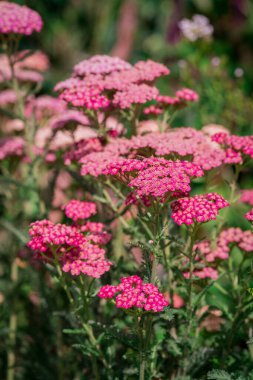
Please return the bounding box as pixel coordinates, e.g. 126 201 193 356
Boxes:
0 89 17 106
27 212 112 278
178 15 213 42
25 96 67 120
175 88 199 102
98 275 168 312
15 50 49 72
194 227 253 262
112 84 159 109
245 209 253 223
74 55 131 76
64 138 102 165
49 110 89 130
0 54 43 84
0 2 43 35
78 128 226 177
63 200 97 221
171 193 229 226
212 132 253 163
184 267 218 280
240 190 253 206
55 55 169 111
0 136 24 160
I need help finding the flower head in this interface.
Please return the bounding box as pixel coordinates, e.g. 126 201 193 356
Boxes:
171 193 229 225
63 200 97 222
98 276 168 312
0 2 43 35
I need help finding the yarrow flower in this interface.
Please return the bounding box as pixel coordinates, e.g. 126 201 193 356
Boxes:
194 227 253 262
211 132 253 164
0 136 24 160
27 202 112 278
178 14 213 42
63 200 97 222
171 193 229 226
240 190 253 206
98 275 168 312
175 88 199 102
74 55 132 76
0 2 43 35
245 209 253 223
55 56 170 116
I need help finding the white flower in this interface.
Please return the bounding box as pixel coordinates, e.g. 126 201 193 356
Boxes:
178 14 213 42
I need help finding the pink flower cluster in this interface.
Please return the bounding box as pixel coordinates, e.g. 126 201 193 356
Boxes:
184 267 218 280
194 227 253 262
15 50 49 72
0 89 17 106
245 209 253 223
63 200 97 221
0 136 24 160
171 193 229 226
127 158 203 200
212 132 253 164
98 275 168 312
0 2 43 35
175 88 199 102
25 96 67 120
240 190 253 206
0 54 44 84
55 55 170 111
27 202 112 278
78 128 226 178
49 110 90 130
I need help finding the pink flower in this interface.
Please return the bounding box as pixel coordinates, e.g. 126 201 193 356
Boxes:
171 193 229 226
245 209 253 223
175 88 199 102
240 190 253 206
63 200 97 221
98 276 168 313
0 2 43 35
113 84 159 109
0 137 24 160
27 217 112 279
74 55 132 76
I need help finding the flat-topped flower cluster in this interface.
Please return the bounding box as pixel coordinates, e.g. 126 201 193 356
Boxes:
0 1 43 35
54 55 198 116
27 200 112 278
98 275 168 312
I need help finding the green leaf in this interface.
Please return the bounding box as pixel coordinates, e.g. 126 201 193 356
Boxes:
207 370 233 380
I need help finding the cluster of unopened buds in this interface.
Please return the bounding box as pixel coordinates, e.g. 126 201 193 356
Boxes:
98 275 168 312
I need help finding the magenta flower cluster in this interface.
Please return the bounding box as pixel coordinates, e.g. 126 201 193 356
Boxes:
212 132 253 164
171 193 229 226
245 209 253 223
0 2 43 35
98 275 168 312
27 200 112 278
63 200 97 221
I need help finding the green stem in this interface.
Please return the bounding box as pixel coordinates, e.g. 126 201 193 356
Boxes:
7 258 18 380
